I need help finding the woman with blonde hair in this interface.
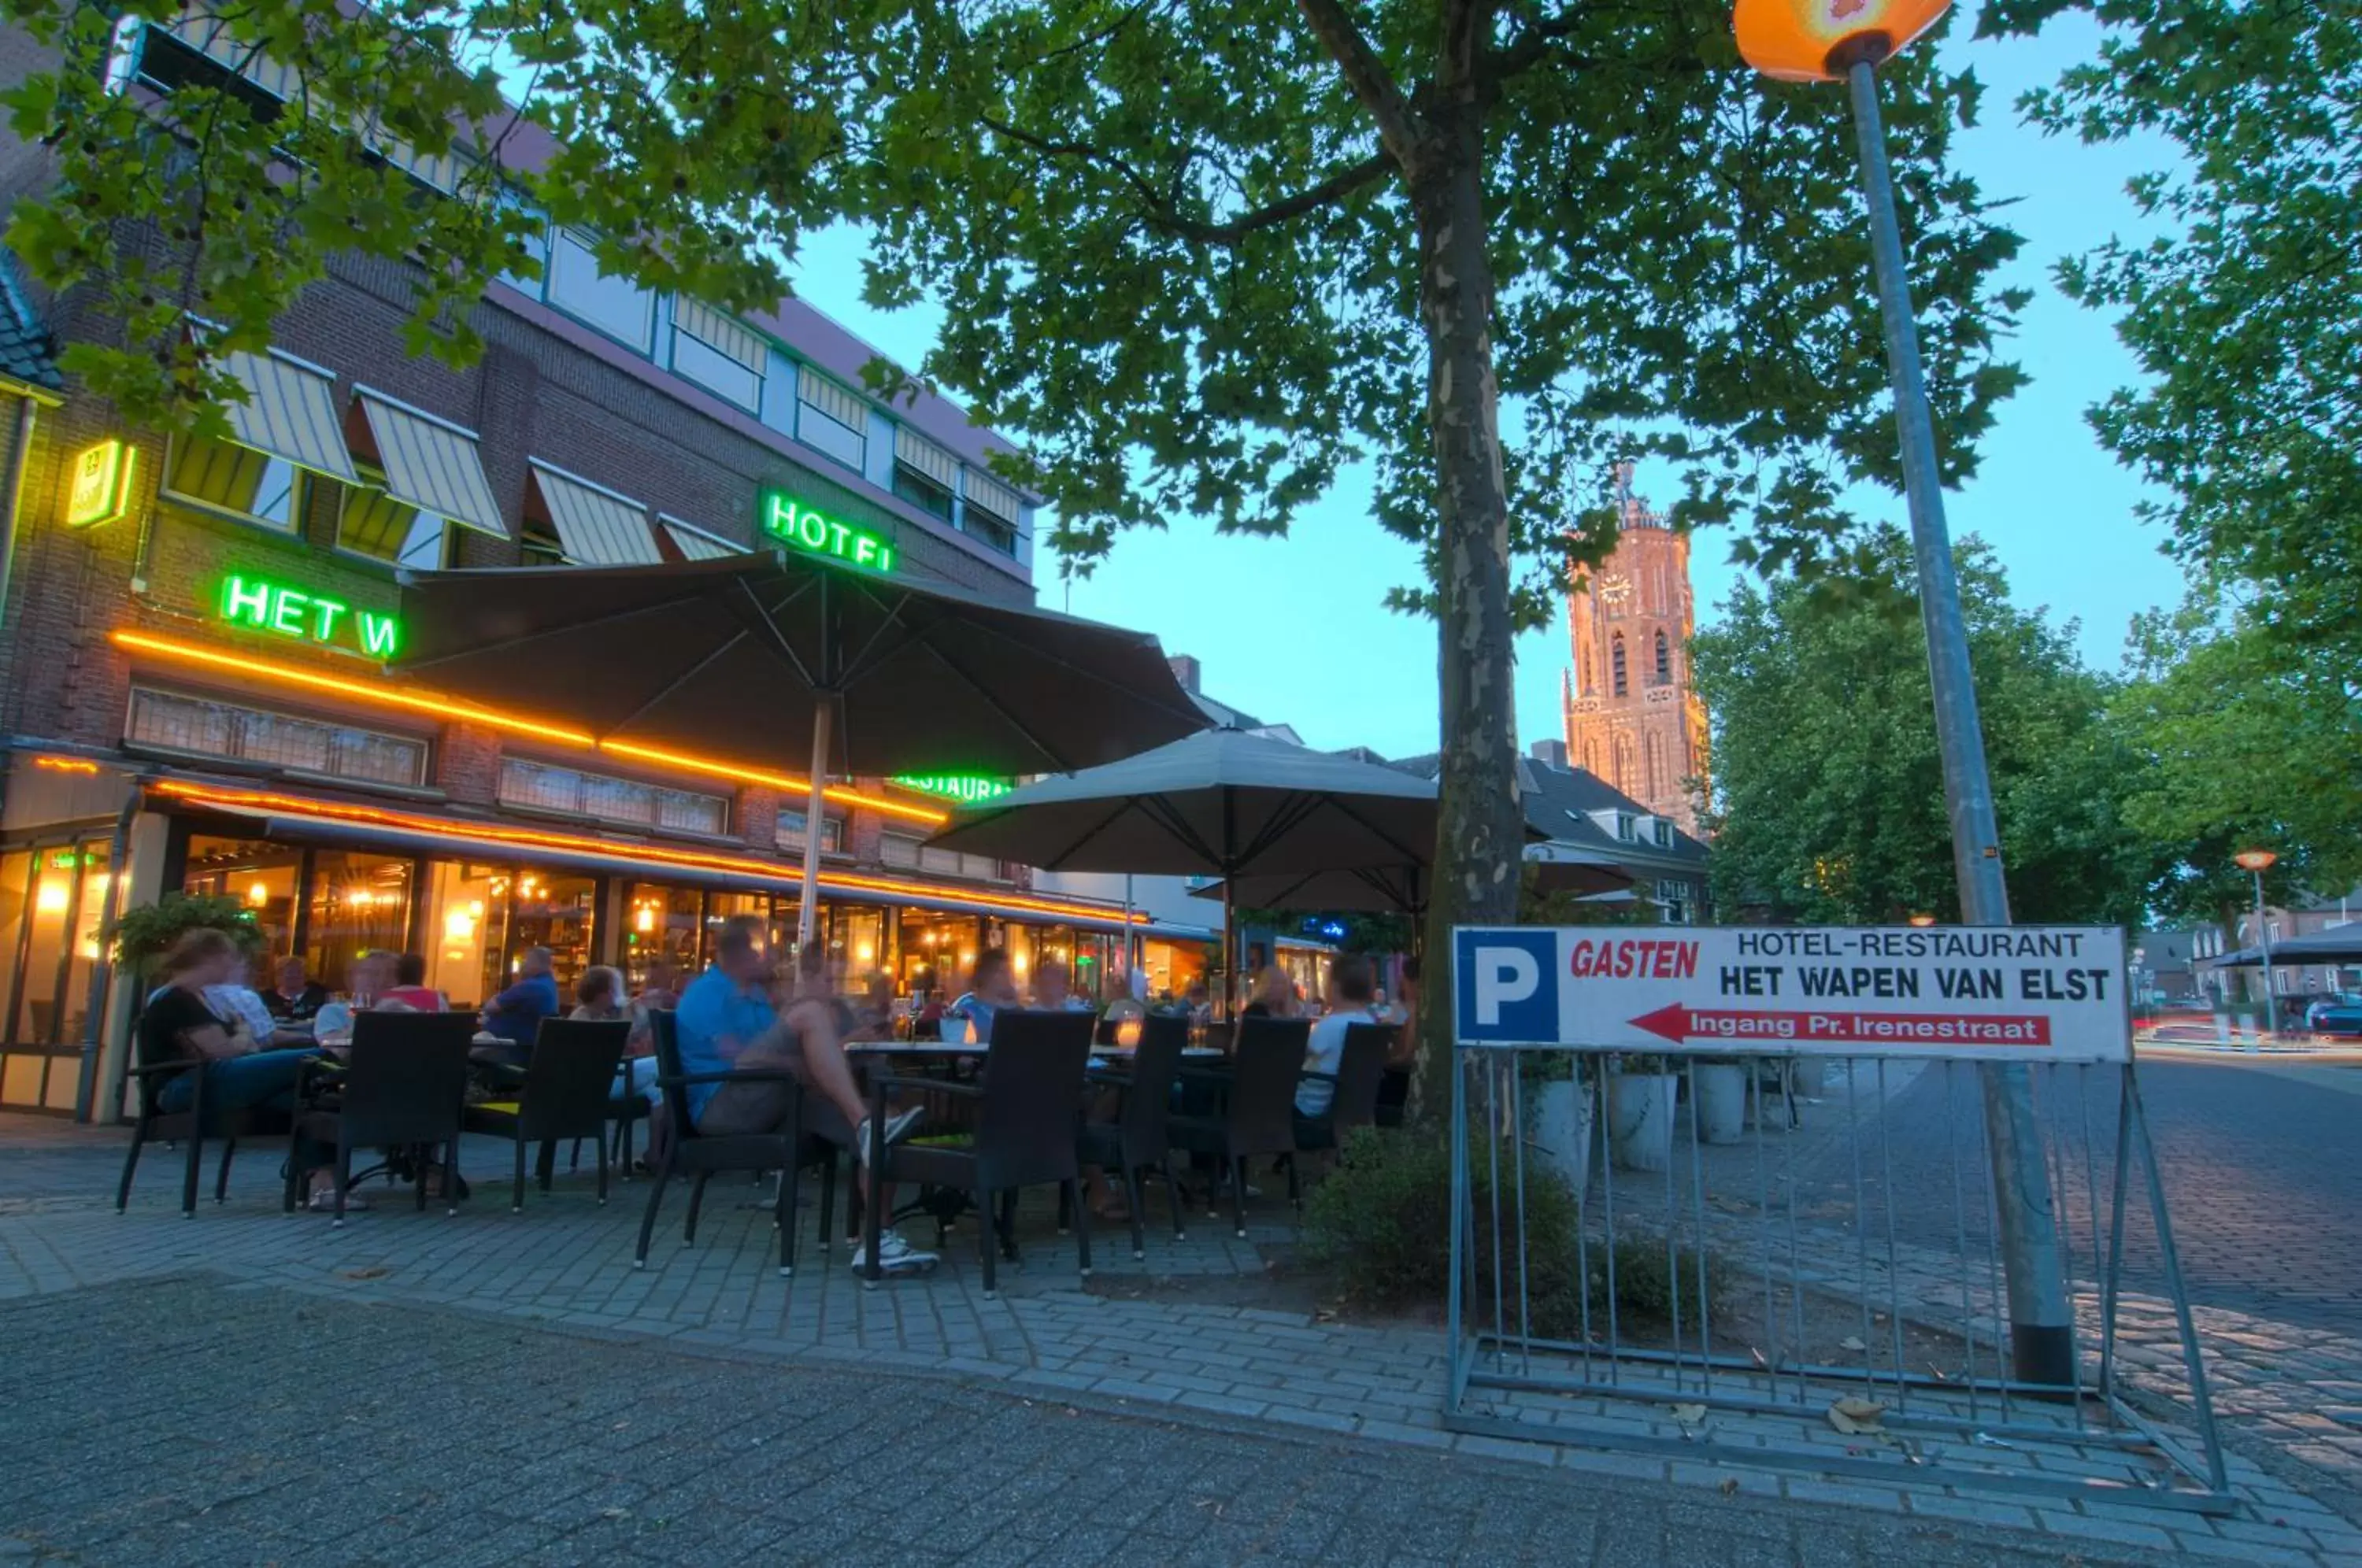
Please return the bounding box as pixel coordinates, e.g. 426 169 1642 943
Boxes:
136 929 343 1208
1241 965 1299 1019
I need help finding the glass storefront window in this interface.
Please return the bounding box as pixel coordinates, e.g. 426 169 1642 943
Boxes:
0 851 28 1041
623 882 702 991
305 851 415 997
183 836 303 964
4 841 112 1047
834 906 886 985
491 870 598 1000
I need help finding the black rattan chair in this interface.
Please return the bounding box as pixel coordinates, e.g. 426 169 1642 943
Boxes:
115 1019 291 1217
1076 1014 1190 1259
465 1017 629 1212
1294 1022 1396 1159
632 1010 831 1278
864 1009 1097 1296
1168 1015 1309 1237
284 1012 476 1226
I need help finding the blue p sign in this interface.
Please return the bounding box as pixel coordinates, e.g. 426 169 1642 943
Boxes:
1453 927 1558 1042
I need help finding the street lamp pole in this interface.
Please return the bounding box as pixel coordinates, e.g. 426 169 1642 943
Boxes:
1730 0 2075 1385
2235 849 2279 1039
1842 58 2074 1388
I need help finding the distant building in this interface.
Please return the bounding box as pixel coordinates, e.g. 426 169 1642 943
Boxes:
1560 467 1709 836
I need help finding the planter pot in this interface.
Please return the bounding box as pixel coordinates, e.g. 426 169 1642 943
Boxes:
1606 1072 1678 1173
1532 1078 1595 1194
1693 1063 1748 1145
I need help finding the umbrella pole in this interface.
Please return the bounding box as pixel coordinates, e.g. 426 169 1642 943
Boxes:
797 705 828 956
1223 876 1236 1021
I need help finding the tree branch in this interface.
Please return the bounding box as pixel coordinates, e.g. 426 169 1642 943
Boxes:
1294 0 1425 166
979 114 1395 246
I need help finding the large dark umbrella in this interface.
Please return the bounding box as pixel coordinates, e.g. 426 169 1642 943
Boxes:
2198 927 2362 967
923 728 1444 1004
1191 845 1633 921
398 553 1205 945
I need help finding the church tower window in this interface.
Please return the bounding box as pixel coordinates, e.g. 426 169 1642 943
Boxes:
1611 634 1627 697
1653 629 1670 686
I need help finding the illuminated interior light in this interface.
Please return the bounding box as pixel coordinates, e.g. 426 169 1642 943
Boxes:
246 881 269 907
35 880 68 914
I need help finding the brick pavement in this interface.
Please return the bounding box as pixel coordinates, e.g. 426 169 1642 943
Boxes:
1 1274 2155 1568
3 1109 2359 1564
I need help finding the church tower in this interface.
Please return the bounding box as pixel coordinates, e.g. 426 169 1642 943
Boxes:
1560 468 1711 835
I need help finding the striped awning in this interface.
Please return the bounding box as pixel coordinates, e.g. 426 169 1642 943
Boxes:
659 516 747 561
895 426 957 487
354 392 507 538
966 469 1024 525
528 462 662 566
218 349 357 482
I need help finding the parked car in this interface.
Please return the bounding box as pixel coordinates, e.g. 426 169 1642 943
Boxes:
2305 994 2362 1037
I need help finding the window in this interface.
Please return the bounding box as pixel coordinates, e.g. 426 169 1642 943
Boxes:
546 228 654 353
498 758 728 837
894 428 957 523
1657 878 1691 925
520 519 567 568
161 433 305 533
133 19 295 113
776 809 845 855
917 845 1003 881
336 470 450 568
127 686 427 786
1616 813 1636 841
1653 630 1671 686
964 472 1023 556
1653 819 1674 848
671 298 765 412
882 833 923 869
797 372 868 471
1610 632 1627 697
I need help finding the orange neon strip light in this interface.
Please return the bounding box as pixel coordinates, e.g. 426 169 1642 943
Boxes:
597 740 945 826
111 631 595 747
146 780 1146 926
31 756 102 775
112 631 947 823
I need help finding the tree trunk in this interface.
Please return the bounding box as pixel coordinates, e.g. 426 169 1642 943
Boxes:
1404 121 1524 1127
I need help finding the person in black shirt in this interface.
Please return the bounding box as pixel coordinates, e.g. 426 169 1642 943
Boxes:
143 930 343 1208
261 954 331 1024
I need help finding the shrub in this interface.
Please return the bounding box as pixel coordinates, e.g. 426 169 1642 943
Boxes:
108 893 267 977
1301 1126 1722 1337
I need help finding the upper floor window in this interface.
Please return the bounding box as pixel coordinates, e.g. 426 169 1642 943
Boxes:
797 372 868 472
881 833 923 869
1652 819 1674 849
127 686 427 786
777 809 846 855
546 228 654 353
161 433 305 534
964 472 1022 556
499 757 728 837
335 472 450 568
893 428 957 523
1610 633 1628 697
670 298 765 412
1653 630 1671 686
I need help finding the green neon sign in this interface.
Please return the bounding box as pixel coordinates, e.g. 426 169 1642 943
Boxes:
761 490 897 573
217 573 402 658
893 773 1014 804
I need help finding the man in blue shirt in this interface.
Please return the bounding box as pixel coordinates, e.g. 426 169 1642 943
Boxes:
676 915 926 1271
482 946 561 1055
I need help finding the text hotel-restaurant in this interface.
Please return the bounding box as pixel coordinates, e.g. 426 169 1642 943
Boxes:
0 13 1220 1118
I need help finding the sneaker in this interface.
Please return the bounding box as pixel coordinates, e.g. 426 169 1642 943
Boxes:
850 1228 939 1273
853 1105 926 1166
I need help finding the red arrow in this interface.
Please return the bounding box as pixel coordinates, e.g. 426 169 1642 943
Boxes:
1627 1004 2051 1048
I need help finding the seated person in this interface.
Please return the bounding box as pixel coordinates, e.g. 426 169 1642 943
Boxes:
479 945 561 1063
141 927 344 1210
376 953 446 1012
675 917 926 1271
262 955 331 1024
1297 952 1379 1125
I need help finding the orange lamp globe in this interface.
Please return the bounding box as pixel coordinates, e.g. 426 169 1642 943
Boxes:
2233 849 2279 874
1734 0 1952 83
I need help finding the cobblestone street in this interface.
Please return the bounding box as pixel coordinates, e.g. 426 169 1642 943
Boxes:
6 1057 2362 1565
